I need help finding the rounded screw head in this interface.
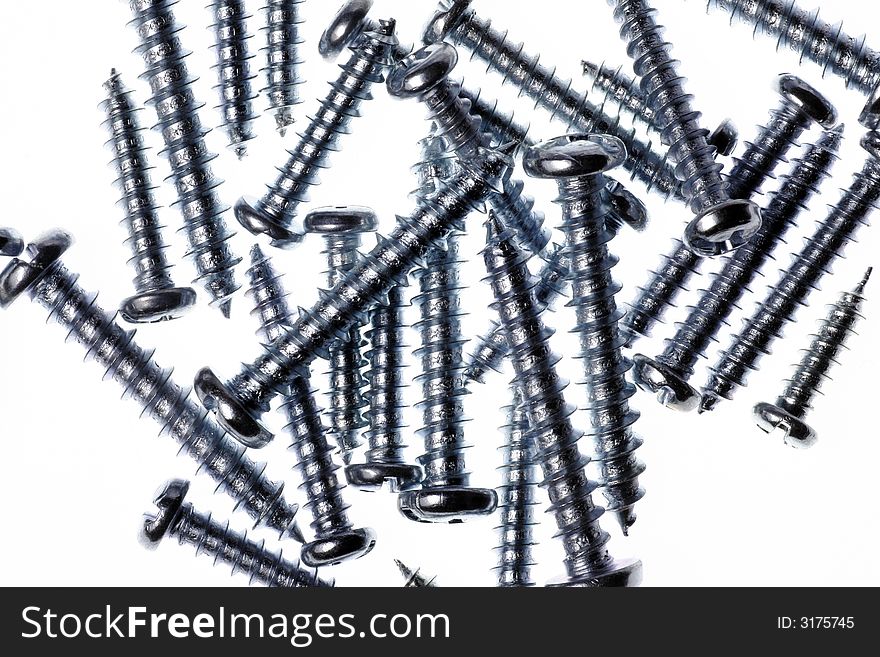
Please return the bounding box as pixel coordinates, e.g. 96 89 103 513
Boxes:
547 557 643 588
753 402 818 448
0 228 24 258
776 74 838 128
0 229 72 309
632 354 701 412
319 0 374 60
386 43 458 98
423 0 473 45
605 180 649 233
860 130 880 159
194 367 275 449
684 199 762 257
523 134 627 179
142 479 190 544
120 287 198 324
397 486 498 523
234 196 304 250
344 462 424 491
304 206 378 234
300 528 377 567
708 118 738 157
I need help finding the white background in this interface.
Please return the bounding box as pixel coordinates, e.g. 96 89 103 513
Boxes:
0 0 877 587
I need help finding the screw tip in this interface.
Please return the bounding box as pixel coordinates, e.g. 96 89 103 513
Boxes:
855 266 873 295
219 299 233 319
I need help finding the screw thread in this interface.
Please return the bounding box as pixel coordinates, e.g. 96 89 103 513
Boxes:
395 559 437 587
254 24 398 232
28 260 301 537
260 0 305 133
660 127 843 377
582 60 657 132
127 0 241 314
169 502 332 586
492 179 551 257
701 145 880 410
707 0 880 96
246 244 293 345
209 0 259 158
411 128 459 200
101 70 177 295
458 84 535 150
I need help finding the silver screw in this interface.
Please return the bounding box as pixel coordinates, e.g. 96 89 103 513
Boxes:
143 479 332 586
208 0 259 158
635 126 844 411
260 0 305 136
234 15 398 248
246 244 294 345
194 147 512 449
395 559 436 587
126 0 241 317
318 0 413 63
525 134 645 534
705 0 880 97
482 213 640 586
0 228 24 258
621 74 837 348
754 269 872 448
0 231 304 541
101 70 197 324
701 129 880 412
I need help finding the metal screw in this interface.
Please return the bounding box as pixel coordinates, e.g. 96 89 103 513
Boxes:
0 231 304 541
101 70 197 324
304 207 376 464
260 0 305 135
143 479 332 586
246 244 294 345
194 146 512 447
634 126 843 411
394 559 436 587
495 391 538 587
127 0 241 317
318 0 412 63
621 74 837 348
424 0 683 203
608 0 762 256
234 16 398 249
399 232 498 523
208 0 259 158
482 213 640 586
754 268 871 449
705 0 880 97
525 134 646 534
0 228 23 258
701 129 880 412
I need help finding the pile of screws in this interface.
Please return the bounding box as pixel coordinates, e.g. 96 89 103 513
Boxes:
1 0 876 587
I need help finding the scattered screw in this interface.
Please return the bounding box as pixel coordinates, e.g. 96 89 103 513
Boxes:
395 559 436 587
127 0 241 317
101 69 197 324
754 268 872 448
234 16 398 248
143 479 331 586
0 231 304 540
634 126 843 411
260 0 305 135
246 244 294 345
319 0 412 63
0 228 23 258
701 129 880 412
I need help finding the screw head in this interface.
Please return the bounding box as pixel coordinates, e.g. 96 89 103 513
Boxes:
423 0 473 45
300 528 377 567
776 74 837 128
632 354 702 412
0 227 24 258
753 402 818 448
0 229 72 309
234 196 304 250
344 462 424 492
547 557 643 588
397 486 498 523
142 479 190 545
193 367 275 449
523 134 627 179
304 206 378 234
120 287 198 324
605 180 649 233
683 199 762 257
386 43 458 98
319 0 374 60
860 84 880 129
708 118 738 157
860 130 880 159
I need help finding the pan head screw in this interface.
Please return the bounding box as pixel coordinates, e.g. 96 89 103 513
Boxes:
0 228 23 258
319 0 374 60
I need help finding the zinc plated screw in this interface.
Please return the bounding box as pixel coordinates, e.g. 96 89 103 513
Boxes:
260 0 305 135
144 480 333 586
234 15 398 248
318 0 413 63
394 559 436 587
525 134 646 534
424 0 684 204
705 0 880 97
0 231 304 541
208 0 259 158
700 129 880 412
0 228 24 258
101 70 197 324
754 269 872 449
194 146 512 448
621 74 837 348
482 213 640 587
634 126 843 411
304 207 376 465
127 0 241 317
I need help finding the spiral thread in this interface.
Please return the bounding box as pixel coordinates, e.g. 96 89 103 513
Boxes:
101 70 178 295
557 175 645 534
582 60 657 132
28 260 301 537
458 83 535 150
411 126 459 200
413 233 472 488
260 0 305 133
395 559 437 587
209 0 259 157
128 0 240 315
701 142 880 411
495 392 539 587
246 244 293 344
482 214 616 582
774 270 871 418
169 502 332 587
707 0 880 96
659 127 843 379
621 86 817 346
254 22 398 232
